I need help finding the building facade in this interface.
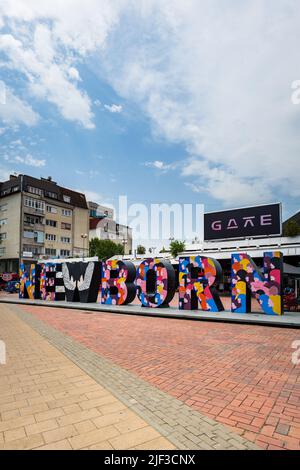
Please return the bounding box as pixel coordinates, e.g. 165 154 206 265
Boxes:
88 201 133 255
0 174 90 273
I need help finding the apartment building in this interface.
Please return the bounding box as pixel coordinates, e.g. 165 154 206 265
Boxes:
88 201 133 255
0 174 89 272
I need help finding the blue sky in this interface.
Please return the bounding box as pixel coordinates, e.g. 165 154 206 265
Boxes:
0 0 300 224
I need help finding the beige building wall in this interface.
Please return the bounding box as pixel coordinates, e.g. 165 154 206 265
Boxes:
72 207 90 257
43 204 89 258
0 192 21 260
44 203 72 256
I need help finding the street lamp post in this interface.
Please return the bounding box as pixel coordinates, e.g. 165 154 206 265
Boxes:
81 233 88 261
122 238 128 256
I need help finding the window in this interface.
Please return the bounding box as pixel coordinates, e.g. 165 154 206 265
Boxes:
46 219 57 228
23 230 35 239
23 245 43 255
35 231 44 243
28 186 43 196
46 233 56 241
45 191 58 199
0 233 7 241
60 249 70 257
46 205 57 214
61 222 71 230
0 247 6 255
45 248 56 256
24 198 45 212
63 195 71 203
62 209 72 217
0 203 7 212
61 237 71 243
24 215 44 225
0 219 7 226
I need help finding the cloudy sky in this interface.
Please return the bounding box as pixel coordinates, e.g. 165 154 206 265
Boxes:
0 0 299 219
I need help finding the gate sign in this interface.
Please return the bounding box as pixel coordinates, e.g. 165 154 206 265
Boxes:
204 203 282 241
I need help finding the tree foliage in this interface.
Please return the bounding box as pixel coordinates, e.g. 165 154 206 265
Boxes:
89 238 124 260
136 245 146 255
283 220 300 237
169 240 185 258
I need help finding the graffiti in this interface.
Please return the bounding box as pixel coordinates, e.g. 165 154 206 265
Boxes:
101 259 136 305
231 251 283 315
17 252 284 315
62 261 101 303
40 263 65 301
179 256 224 312
19 263 40 300
135 258 176 308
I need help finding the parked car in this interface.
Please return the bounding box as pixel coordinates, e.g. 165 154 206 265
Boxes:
4 280 20 294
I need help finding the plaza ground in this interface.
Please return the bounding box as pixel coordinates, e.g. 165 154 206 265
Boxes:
0 302 299 450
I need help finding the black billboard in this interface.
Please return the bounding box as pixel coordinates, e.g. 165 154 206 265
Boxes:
204 203 282 241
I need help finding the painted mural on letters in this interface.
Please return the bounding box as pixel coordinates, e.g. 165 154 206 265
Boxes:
178 256 224 312
231 251 283 315
101 259 136 305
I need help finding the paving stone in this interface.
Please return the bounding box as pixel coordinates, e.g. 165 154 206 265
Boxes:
10 303 262 450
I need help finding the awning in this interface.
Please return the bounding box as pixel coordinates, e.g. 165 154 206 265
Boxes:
284 263 300 275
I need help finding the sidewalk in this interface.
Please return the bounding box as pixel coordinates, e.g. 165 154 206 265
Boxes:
0 304 175 450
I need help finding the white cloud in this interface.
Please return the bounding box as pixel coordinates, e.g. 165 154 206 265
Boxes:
104 104 123 113
1 1 299 206
5 153 46 167
94 99 101 107
0 1 126 128
144 160 177 171
97 0 300 206
0 31 95 129
68 67 81 81
0 166 13 182
0 81 39 126
76 188 113 208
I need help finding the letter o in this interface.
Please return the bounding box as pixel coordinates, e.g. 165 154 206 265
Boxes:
135 258 176 307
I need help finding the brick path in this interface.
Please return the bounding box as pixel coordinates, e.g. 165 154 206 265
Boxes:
0 304 175 450
0 304 258 450
18 304 300 450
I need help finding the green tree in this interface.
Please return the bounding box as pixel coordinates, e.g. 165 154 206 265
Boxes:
283 220 300 237
169 240 185 258
136 245 146 255
89 238 124 260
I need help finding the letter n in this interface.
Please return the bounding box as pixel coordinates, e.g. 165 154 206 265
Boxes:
231 251 283 315
101 259 136 305
19 263 41 299
179 256 224 311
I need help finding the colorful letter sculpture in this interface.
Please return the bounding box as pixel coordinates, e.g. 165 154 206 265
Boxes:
178 256 224 311
19 263 41 299
101 259 136 305
231 251 283 315
40 263 65 301
135 258 176 307
62 261 101 303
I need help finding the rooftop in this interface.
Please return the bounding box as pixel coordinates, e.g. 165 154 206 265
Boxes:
0 174 88 209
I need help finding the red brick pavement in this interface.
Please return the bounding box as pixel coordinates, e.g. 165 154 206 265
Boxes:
20 305 300 450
